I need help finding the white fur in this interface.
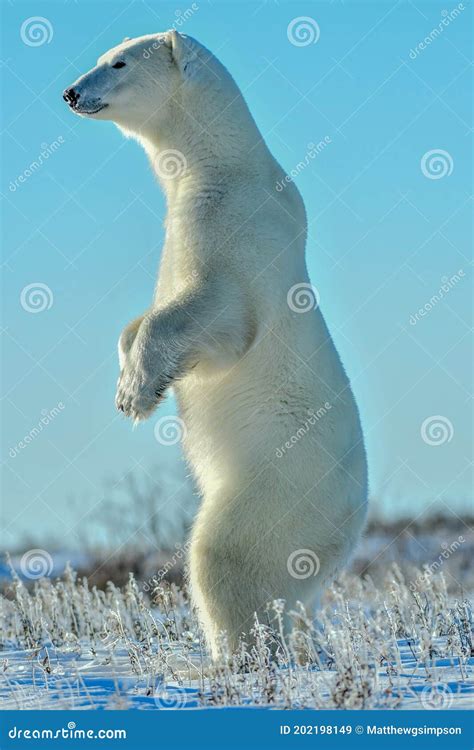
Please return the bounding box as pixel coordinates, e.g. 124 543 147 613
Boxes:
66 31 368 658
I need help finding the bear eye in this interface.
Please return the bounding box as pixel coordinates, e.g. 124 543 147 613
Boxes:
112 61 126 69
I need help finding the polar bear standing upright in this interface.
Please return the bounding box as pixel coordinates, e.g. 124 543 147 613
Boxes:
64 31 368 658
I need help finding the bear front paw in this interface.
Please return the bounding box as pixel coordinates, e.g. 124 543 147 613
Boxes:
115 363 168 422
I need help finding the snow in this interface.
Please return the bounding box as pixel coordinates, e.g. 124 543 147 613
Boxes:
1 559 472 711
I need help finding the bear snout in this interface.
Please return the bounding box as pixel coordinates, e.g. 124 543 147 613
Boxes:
63 87 80 108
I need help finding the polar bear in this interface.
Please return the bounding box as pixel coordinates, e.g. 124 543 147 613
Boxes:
64 31 368 659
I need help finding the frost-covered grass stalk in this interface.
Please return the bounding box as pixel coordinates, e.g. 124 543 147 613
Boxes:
1 563 472 710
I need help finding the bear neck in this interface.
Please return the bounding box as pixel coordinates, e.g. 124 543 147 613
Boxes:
138 86 273 197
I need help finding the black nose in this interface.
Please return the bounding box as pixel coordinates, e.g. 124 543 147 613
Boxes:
63 87 80 107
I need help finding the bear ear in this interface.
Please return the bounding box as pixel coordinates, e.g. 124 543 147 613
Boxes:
168 30 200 81
122 37 130 42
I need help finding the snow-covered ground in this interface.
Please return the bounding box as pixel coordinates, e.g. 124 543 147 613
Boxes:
1 557 472 710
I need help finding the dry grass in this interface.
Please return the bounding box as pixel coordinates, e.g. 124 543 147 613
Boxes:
1 559 472 710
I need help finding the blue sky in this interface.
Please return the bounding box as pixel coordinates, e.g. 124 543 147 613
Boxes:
1 0 472 548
